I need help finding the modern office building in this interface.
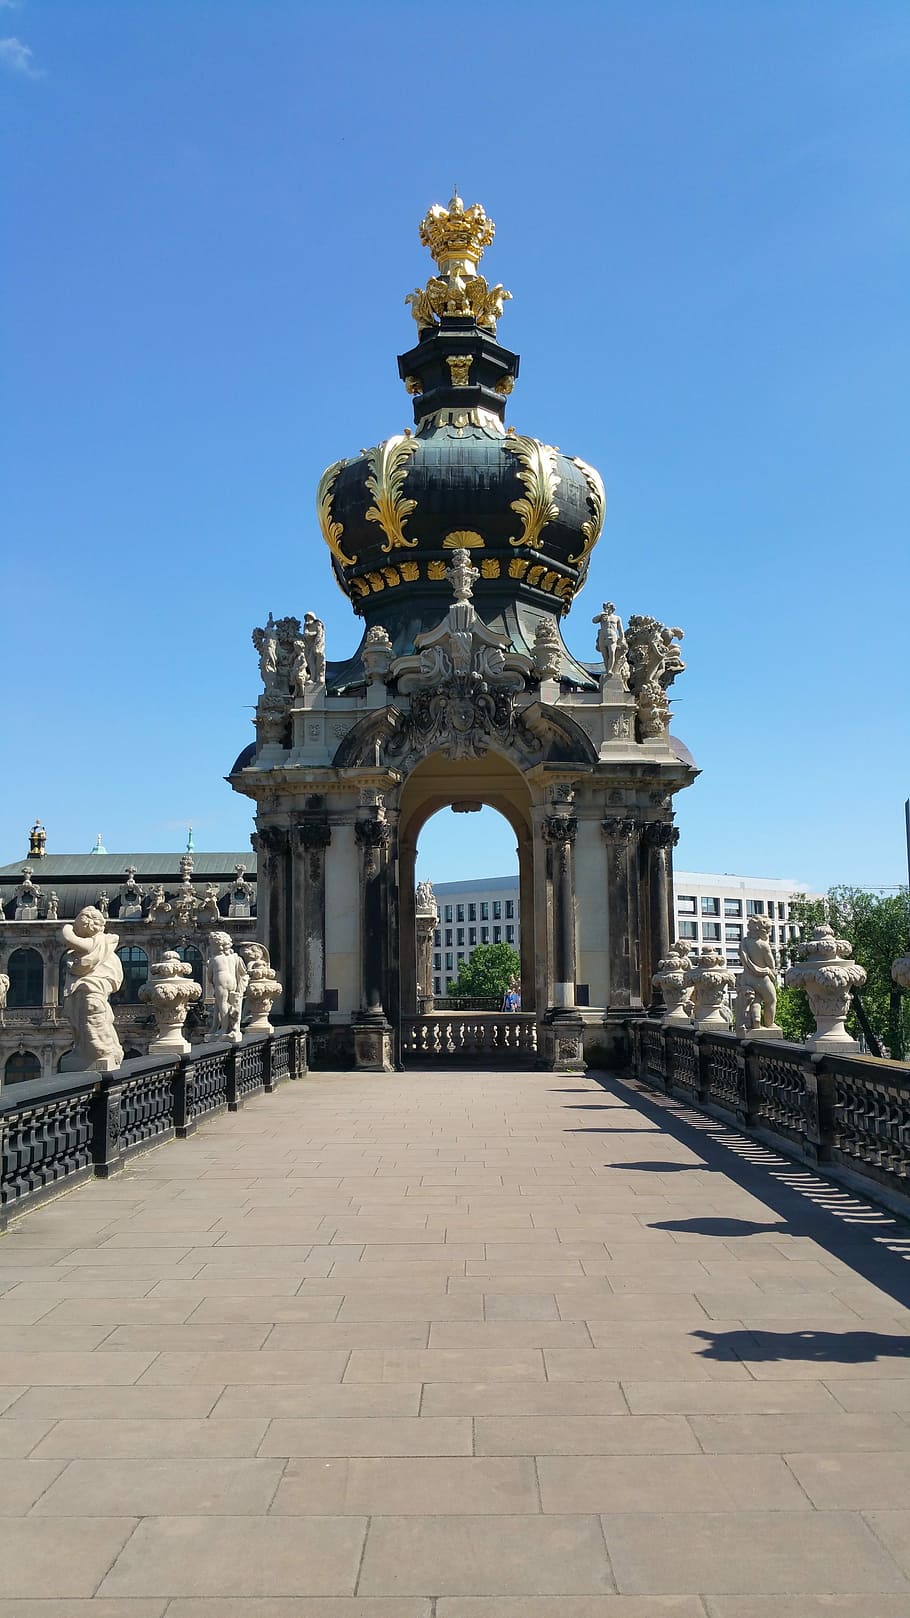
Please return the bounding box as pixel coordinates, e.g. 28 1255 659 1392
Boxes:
427 870 817 997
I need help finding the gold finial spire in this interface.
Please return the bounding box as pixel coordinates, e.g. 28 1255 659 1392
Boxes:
407 191 511 336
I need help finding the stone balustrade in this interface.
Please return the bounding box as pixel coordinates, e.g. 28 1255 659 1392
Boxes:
0 1025 308 1229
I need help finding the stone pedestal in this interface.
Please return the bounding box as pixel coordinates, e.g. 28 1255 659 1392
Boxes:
352 1019 395 1072
538 1014 586 1074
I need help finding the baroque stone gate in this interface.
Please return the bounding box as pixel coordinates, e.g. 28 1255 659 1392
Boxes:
229 193 697 1070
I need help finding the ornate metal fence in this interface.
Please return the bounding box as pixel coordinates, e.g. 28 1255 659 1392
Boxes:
401 1013 538 1063
627 1017 910 1205
0 1026 308 1227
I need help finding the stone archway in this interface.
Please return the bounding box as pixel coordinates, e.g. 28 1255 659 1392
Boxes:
397 749 535 1017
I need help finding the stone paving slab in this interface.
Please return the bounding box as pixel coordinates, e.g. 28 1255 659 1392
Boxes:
2 1066 910 1607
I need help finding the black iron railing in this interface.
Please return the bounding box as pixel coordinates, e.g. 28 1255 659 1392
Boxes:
627 1019 910 1205
0 1026 308 1227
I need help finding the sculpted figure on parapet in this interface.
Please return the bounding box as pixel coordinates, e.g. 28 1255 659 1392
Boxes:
592 601 628 683
625 616 686 739
736 914 779 1032
205 931 249 1045
61 906 124 1072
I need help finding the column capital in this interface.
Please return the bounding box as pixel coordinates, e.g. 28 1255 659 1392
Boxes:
294 817 332 851
252 825 290 855
355 818 392 852
601 816 640 841
642 820 679 849
542 812 577 846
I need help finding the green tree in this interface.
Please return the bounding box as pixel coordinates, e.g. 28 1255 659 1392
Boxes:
784 886 910 1058
449 943 521 1002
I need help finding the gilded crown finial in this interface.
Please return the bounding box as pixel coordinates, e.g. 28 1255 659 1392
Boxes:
406 191 511 337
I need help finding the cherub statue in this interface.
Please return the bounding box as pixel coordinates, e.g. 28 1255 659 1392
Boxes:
204 931 249 1045
0 972 9 1016
148 884 170 925
45 891 60 921
197 883 222 924
60 906 124 1072
593 602 628 682
252 614 279 690
96 891 110 919
736 915 780 1033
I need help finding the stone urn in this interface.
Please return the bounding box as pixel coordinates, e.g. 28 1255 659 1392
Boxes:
785 924 866 1051
684 946 735 1031
238 944 282 1035
139 951 202 1055
892 953 910 995
653 941 693 1026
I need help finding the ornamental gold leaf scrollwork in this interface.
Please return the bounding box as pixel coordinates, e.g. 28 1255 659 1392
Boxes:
316 460 357 568
364 434 420 554
502 434 561 550
567 456 606 572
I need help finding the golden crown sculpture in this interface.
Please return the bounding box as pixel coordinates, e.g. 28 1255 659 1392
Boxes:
407 190 511 336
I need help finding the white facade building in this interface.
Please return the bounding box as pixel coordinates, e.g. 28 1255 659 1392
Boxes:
428 869 818 997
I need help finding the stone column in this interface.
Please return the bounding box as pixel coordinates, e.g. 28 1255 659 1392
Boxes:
399 838 418 1016
415 905 437 1013
517 825 536 1013
353 800 393 1070
543 808 578 1012
642 822 678 1011
601 817 644 1015
292 816 331 1017
252 825 291 1016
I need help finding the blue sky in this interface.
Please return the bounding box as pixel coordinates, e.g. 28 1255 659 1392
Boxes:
2 1 908 889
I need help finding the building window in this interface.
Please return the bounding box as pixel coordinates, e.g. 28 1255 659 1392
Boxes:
458 952 465 963
724 899 742 917
445 929 453 947
4 1050 40 1084
746 900 764 916
493 925 501 943
7 947 44 1008
769 928 777 944
481 926 489 943
677 895 696 914
493 900 502 919
446 979 454 994
700 896 720 916
778 903 786 919
506 925 515 943
434 953 441 971
702 922 721 941
505 900 514 919
725 924 742 942
114 946 149 1005
434 928 441 947
469 928 476 945
433 977 440 994
444 904 453 923
481 902 489 920
726 953 740 968
456 928 464 946
468 903 476 921
176 945 204 988
456 904 464 923
678 920 698 939
445 952 453 971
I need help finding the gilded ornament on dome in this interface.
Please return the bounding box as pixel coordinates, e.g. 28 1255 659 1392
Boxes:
480 558 500 578
406 192 512 335
364 433 420 554
443 530 485 549
317 460 357 568
446 355 473 387
400 560 420 581
494 374 515 396
502 434 561 550
427 560 447 580
567 456 606 574
404 375 424 396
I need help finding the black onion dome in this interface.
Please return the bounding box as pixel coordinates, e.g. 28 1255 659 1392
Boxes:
315 194 606 648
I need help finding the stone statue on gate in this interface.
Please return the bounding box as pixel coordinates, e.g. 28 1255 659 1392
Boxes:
252 614 279 690
14 867 40 921
204 931 249 1045
119 866 144 920
148 884 170 925
228 865 254 919
198 883 222 925
735 915 783 1036
592 602 628 683
44 892 60 922
0 972 9 1020
61 906 124 1072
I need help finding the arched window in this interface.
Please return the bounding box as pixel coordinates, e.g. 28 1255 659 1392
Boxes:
175 945 204 989
5 1050 41 1084
7 947 44 1008
114 946 149 1004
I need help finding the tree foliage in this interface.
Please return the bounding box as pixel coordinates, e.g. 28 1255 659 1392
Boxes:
784 886 910 1058
449 943 521 1001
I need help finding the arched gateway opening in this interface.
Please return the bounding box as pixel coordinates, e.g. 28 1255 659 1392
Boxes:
228 192 698 1073
399 751 533 1015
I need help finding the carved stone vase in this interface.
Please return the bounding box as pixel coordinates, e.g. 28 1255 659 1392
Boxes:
684 947 735 1031
652 946 693 1026
139 952 202 1056
239 949 283 1035
785 924 866 1051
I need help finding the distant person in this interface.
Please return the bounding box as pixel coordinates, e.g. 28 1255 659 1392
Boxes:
502 984 520 1012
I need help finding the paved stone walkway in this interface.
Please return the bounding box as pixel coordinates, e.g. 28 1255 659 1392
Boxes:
3 1068 910 1616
